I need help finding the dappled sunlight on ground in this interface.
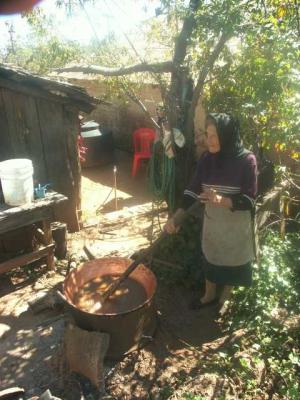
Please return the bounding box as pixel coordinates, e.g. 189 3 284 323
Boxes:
0 150 226 399
81 173 131 221
81 150 153 222
0 272 69 398
69 201 168 261
73 150 167 260
106 284 224 399
0 267 224 399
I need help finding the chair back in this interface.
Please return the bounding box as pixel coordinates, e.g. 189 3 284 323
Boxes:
133 128 156 155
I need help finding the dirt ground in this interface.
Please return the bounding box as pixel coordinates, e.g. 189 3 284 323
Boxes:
0 151 226 400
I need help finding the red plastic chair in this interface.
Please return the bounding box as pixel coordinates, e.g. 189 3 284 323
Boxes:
131 128 156 177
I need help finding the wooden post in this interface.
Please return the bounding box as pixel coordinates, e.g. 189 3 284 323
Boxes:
51 221 67 259
113 165 118 211
42 218 55 270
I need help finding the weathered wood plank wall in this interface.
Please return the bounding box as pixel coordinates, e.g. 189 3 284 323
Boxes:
0 91 11 161
1 89 48 180
0 87 80 231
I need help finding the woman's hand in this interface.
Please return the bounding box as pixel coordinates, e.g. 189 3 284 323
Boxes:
199 189 233 208
164 217 180 234
199 189 221 204
164 208 185 234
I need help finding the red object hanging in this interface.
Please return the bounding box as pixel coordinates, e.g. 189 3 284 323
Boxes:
77 135 88 163
131 128 156 177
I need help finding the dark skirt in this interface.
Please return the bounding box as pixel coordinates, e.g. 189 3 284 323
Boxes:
203 259 253 287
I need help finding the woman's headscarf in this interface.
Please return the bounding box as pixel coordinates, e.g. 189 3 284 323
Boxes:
207 113 249 158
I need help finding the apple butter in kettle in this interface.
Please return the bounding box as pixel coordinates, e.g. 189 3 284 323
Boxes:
73 274 148 314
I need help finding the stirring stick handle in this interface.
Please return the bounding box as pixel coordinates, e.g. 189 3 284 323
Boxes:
101 232 166 303
101 199 203 303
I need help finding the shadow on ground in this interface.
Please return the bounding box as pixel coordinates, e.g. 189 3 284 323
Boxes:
0 270 83 399
0 268 224 400
81 150 153 217
106 283 223 399
0 150 225 399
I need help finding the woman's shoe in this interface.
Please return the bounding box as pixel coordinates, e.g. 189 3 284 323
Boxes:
189 297 218 310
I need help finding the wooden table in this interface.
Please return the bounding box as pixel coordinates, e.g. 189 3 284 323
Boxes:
0 192 67 275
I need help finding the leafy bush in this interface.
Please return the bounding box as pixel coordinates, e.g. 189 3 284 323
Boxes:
151 214 204 287
174 231 300 399
230 232 300 324
225 231 300 398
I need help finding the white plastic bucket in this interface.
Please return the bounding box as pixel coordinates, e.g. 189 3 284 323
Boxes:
0 159 34 206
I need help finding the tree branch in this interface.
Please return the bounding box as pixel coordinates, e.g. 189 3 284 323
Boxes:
185 31 230 138
54 61 174 76
119 80 160 129
168 0 202 126
172 0 201 66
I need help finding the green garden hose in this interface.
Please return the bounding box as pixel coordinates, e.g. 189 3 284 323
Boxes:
149 141 176 211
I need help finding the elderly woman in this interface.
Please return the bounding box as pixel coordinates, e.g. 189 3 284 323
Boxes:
164 113 257 309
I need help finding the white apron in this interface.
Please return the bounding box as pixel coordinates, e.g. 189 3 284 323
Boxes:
202 203 255 266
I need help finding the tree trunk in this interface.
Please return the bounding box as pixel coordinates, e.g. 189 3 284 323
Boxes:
54 0 231 211
166 0 202 208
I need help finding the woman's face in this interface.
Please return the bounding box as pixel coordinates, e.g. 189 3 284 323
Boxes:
206 124 221 153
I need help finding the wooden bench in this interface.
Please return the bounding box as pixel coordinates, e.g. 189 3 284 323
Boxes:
0 192 67 275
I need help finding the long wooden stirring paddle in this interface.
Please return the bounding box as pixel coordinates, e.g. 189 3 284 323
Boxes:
86 200 203 307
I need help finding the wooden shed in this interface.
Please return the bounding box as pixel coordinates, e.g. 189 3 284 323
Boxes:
0 64 98 231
